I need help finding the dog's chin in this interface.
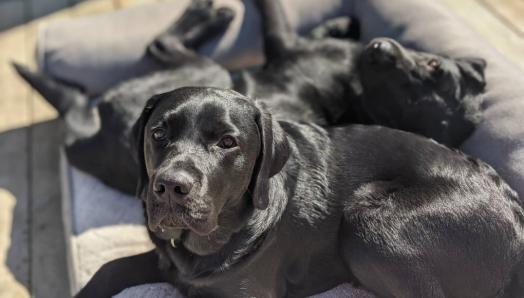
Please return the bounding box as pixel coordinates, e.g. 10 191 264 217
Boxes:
155 211 217 238
181 215 218 237
154 225 183 241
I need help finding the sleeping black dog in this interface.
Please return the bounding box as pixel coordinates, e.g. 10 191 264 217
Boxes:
14 0 486 195
13 0 235 194
358 38 486 147
77 86 524 298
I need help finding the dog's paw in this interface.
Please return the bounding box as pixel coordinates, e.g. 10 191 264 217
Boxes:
216 7 235 24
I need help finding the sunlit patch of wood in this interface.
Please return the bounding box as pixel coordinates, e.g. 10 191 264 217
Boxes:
0 189 30 298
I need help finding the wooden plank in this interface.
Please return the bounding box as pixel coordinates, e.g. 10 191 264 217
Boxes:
0 25 32 132
0 0 26 30
481 0 524 35
440 0 524 70
69 0 116 17
25 2 69 297
0 189 30 298
29 120 70 298
0 1 32 295
113 0 161 10
0 127 30 297
29 0 70 19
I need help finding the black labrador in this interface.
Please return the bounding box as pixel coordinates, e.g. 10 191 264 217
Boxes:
306 16 486 146
14 0 486 195
13 0 235 194
77 86 524 298
357 38 486 147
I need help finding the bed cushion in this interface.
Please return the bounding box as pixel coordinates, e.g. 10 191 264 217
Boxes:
42 0 524 296
113 283 376 298
38 0 352 95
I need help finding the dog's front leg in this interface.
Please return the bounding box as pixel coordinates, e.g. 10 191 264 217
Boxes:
75 249 164 298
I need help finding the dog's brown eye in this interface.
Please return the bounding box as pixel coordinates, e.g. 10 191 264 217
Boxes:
217 136 237 149
428 58 441 72
152 128 167 142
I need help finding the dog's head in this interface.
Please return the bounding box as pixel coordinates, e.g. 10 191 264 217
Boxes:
359 38 486 146
132 87 289 247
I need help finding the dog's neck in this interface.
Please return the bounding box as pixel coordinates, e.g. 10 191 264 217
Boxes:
180 202 249 256
166 172 289 278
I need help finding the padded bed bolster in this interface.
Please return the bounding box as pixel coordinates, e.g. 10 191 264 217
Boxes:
38 0 352 95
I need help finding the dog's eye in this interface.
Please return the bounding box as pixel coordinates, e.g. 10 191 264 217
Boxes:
152 128 167 142
427 58 441 72
217 136 237 149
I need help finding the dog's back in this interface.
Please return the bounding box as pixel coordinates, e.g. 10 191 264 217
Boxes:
327 125 524 297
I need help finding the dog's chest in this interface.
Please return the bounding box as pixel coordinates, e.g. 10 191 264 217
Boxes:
166 227 349 297
169 247 286 297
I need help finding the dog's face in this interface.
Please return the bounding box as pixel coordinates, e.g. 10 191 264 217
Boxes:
359 38 486 146
133 87 289 243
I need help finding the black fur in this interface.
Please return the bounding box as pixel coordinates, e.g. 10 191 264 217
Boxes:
77 86 524 298
358 38 486 146
13 0 234 194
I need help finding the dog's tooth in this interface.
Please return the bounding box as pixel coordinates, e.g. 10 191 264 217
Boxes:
170 238 177 248
161 228 165 233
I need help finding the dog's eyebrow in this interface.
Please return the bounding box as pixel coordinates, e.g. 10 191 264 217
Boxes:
196 102 239 139
196 102 228 125
158 100 237 140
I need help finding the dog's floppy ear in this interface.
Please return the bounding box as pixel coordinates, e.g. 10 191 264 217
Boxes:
250 102 290 210
457 57 487 92
131 94 164 199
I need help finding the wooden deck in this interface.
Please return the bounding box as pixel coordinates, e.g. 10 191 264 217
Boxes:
0 1 162 297
0 0 523 297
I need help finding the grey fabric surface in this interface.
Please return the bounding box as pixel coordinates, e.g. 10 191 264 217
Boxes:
39 0 351 95
70 167 143 234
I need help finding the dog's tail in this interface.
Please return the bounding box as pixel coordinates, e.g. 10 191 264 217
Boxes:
12 62 88 116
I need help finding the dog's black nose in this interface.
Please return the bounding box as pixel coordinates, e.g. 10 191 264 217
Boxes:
368 39 396 64
154 172 194 199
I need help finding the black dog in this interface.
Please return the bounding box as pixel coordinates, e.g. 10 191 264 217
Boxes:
13 0 235 194
358 38 486 146
226 3 486 145
77 86 524 298
14 0 486 195
304 19 486 146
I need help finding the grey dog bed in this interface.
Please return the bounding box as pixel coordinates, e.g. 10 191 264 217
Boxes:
41 0 524 296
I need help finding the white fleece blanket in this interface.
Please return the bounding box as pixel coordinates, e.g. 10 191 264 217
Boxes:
114 283 376 298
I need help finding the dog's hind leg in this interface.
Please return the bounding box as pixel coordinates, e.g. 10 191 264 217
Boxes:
254 0 296 60
147 0 234 66
341 180 520 298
